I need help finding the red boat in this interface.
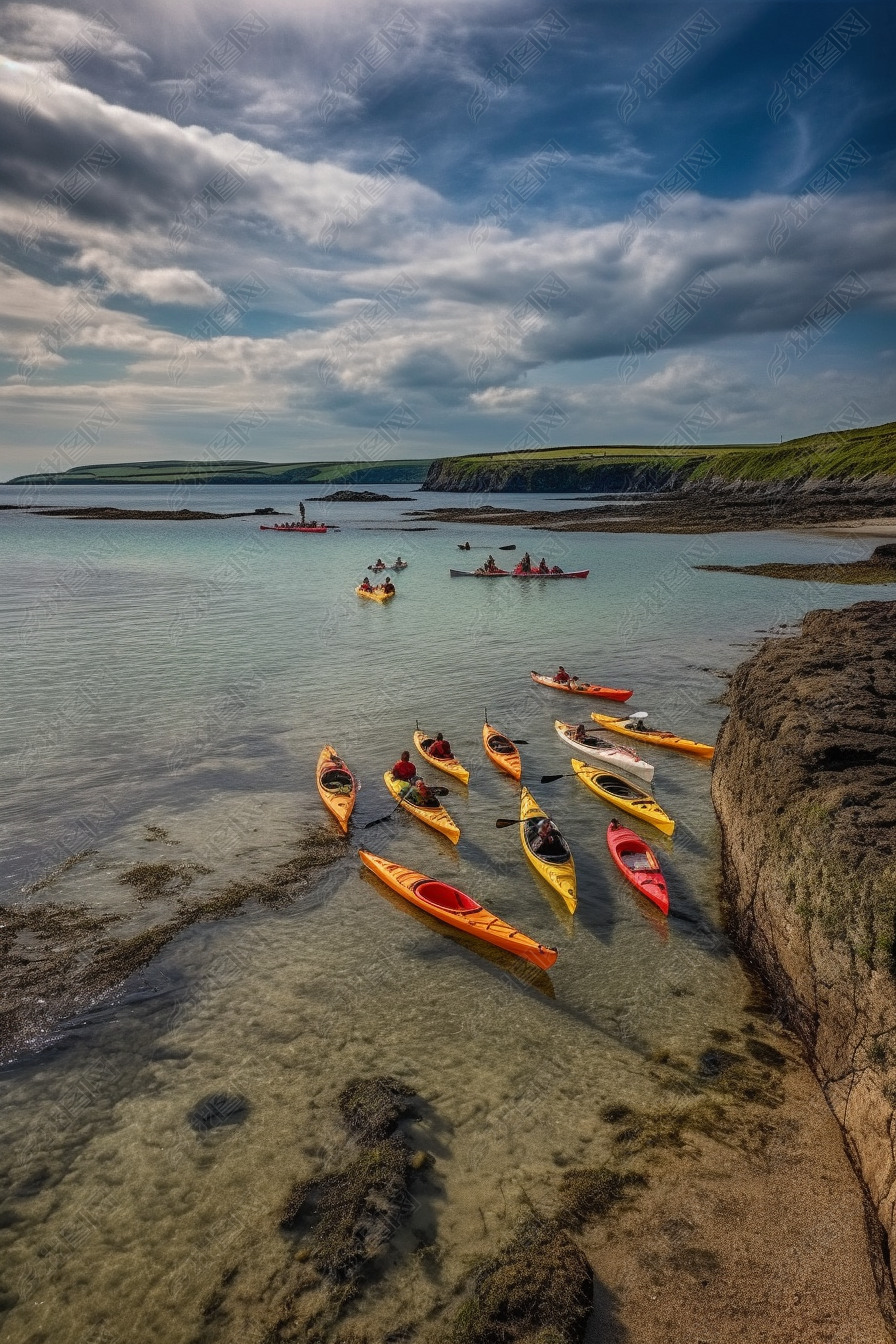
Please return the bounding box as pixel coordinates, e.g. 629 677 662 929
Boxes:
606 820 669 914
259 524 328 532
449 568 588 579
531 672 632 703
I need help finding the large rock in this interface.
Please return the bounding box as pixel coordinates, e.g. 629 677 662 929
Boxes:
712 600 896 1309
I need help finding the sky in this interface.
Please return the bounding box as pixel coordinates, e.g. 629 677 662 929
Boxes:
1 0 895 475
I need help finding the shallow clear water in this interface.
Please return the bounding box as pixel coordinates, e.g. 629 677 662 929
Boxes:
1 484 893 1339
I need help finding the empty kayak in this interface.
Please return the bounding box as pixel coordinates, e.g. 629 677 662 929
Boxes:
554 720 655 783
413 729 470 784
316 745 357 833
382 771 460 843
356 585 395 603
359 850 558 971
531 672 632 702
591 713 715 759
519 787 576 912
606 820 669 914
570 758 674 836
482 723 521 779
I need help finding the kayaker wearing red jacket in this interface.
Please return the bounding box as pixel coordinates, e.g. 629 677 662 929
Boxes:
359 576 373 591
392 751 417 781
427 733 453 759
554 666 571 683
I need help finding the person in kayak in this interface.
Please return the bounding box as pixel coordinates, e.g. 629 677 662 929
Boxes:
554 666 571 683
538 557 550 573
392 751 417 782
427 732 452 760
519 551 532 573
381 577 396 595
483 555 499 572
550 564 563 574
359 576 373 591
572 723 587 743
532 818 565 856
406 779 438 806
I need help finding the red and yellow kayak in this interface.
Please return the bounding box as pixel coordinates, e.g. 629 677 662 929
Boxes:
590 712 715 759
482 723 521 779
606 820 669 914
531 672 632 702
359 850 558 971
382 770 460 843
413 729 470 784
316 745 356 832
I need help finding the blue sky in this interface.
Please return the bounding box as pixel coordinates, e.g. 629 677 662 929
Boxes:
1 0 894 474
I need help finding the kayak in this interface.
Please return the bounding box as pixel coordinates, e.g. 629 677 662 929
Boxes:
519 787 576 912
448 569 589 579
413 729 470 784
554 720 655 783
531 672 632 703
260 525 328 532
590 713 715 759
367 564 387 572
359 850 558 971
606 820 669 914
482 723 521 780
570 758 674 836
393 561 408 570
382 771 460 843
316 745 357 833
356 585 395 603
513 569 589 580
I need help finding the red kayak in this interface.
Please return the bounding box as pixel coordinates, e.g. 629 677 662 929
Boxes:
606 820 669 914
260 525 328 532
449 569 588 579
531 672 632 703
512 569 588 579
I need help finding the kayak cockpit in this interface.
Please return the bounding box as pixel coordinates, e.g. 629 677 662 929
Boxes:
321 767 353 793
523 820 571 862
620 850 659 872
596 776 642 799
414 879 481 913
488 735 514 754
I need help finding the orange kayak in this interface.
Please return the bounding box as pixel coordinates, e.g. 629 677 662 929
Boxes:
482 722 521 779
359 850 558 970
316 745 356 832
531 671 632 702
413 729 470 784
591 712 715 759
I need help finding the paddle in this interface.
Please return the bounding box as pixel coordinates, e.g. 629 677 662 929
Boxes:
363 781 450 828
495 818 527 828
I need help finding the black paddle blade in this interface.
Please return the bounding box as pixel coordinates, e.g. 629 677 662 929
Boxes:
540 774 565 783
363 814 391 828
498 544 516 550
511 738 528 745
495 817 523 828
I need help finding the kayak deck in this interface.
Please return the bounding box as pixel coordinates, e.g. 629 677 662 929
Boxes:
606 820 669 914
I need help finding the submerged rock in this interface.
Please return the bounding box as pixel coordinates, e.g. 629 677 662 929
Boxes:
187 1093 251 1132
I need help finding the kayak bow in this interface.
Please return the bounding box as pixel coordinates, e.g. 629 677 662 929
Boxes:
382 771 460 843
482 723 522 780
570 758 674 835
519 787 576 912
413 729 470 784
316 745 357 832
606 820 669 914
359 850 558 970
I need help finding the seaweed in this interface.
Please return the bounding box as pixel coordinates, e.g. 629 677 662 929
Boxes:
554 1166 645 1231
118 860 211 900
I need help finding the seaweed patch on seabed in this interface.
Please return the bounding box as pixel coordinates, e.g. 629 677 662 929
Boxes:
0 824 348 1062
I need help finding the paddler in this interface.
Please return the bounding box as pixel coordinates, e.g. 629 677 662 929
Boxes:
484 555 499 572
554 666 572 684
532 817 563 855
519 551 532 573
538 557 550 573
359 576 373 591
407 779 437 806
381 577 396 595
391 750 417 782
427 732 452 760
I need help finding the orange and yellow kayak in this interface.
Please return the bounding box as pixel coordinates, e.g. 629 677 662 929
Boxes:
590 712 715 759
382 770 460 843
316 745 357 832
359 850 558 970
413 729 470 784
482 722 521 779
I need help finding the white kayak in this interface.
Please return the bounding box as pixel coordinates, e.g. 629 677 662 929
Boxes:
553 720 655 783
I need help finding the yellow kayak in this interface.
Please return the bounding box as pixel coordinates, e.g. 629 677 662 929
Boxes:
316 745 357 833
570 758 675 836
356 585 395 603
519 786 576 912
590 712 715 759
413 729 470 784
382 770 460 843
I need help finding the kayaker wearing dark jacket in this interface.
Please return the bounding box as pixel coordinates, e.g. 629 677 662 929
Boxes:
427 733 452 759
532 818 563 855
392 751 417 781
554 666 571 683
381 578 395 595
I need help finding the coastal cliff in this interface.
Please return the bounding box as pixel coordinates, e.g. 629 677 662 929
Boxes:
713 601 896 1311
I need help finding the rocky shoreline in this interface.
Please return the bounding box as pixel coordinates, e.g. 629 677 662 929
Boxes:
712 600 896 1324
699 542 896 584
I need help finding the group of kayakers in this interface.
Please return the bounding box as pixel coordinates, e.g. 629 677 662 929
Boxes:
390 733 454 803
358 575 396 595
369 556 407 571
515 551 563 575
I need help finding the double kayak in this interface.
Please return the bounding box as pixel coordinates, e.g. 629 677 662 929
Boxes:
482 722 521 780
316 745 357 832
570 758 674 836
449 569 589 579
519 787 576 912
554 720 655 783
606 820 669 914
590 713 715 759
356 585 395 603
413 729 470 784
260 525 328 532
531 671 632 702
382 771 460 843
359 850 558 971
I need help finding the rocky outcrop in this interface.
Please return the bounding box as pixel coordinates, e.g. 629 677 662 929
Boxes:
420 456 690 493
713 601 896 1312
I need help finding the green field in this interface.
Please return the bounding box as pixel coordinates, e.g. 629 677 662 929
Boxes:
8 458 433 486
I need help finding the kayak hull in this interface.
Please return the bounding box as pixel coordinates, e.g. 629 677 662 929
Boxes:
591 713 715 759
382 771 460 843
606 821 669 914
531 671 632 702
519 787 577 912
359 851 558 970
571 758 674 836
554 720 655 783
413 729 470 784
356 585 395 603
316 745 357 833
482 723 522 780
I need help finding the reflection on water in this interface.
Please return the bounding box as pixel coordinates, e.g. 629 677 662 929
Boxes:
2 486 895 1339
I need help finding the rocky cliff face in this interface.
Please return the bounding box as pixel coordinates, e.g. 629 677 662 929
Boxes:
713 601 896 1311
